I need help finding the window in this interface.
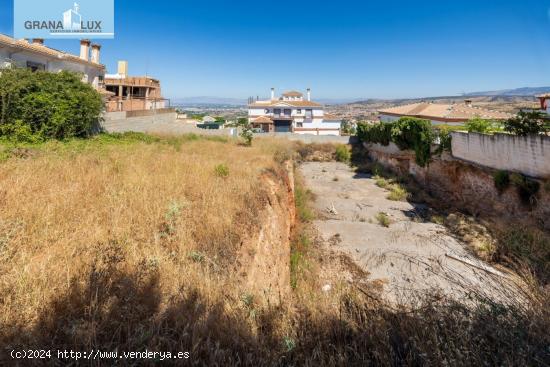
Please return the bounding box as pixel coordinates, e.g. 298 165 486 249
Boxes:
264 109 269 114
297 109 302 114
274 108 281 117
296 122 303 127
284 109 291 116
305 109 313 118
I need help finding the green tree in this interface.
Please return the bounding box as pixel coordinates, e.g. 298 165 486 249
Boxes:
237 118 253 146
0 68 103 141
465 117 493 133
503 111 549 136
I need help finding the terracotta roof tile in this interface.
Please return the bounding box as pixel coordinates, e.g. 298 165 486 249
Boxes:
252 116 273 123
282 90 303 97
378 102 512 121
0 33 105 69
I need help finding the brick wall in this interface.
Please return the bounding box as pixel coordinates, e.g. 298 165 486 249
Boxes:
451 132 550 178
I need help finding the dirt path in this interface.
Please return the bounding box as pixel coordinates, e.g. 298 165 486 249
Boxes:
301 162 524 304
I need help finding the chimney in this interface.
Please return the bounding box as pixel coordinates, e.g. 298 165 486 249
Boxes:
79 39 90 61
32 38 44 45
271 87 275 100
117 60 128 78
90 44 101 64
307 88 311 101
464 99 472 107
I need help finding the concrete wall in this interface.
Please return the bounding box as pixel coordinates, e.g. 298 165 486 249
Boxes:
451 132 550 178
101 114 239 137
260 133 356 144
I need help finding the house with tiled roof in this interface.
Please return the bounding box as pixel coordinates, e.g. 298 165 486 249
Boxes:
248 88 341 135
378 100 513 125
535 94 550 116
0 33 105 90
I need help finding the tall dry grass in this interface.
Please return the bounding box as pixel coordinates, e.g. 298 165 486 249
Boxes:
0 134 547 366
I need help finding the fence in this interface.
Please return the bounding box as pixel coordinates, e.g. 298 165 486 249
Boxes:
450 131 550 178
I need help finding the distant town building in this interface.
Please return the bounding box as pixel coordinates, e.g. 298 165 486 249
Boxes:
248 88 342 135
0 34 105 89
535 94 550 115
378 100 513 125
104 60 168 112
202 116 216 123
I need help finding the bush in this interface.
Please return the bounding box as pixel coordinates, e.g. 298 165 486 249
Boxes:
214 163 229 178
0 68 103 141
390 117 433 167
356 122 392 146
375 212 391 227
335 145 351 163
509 173 540 206
387 184 408 201
493 170 510 193
357 118 434 167
435 128 452 154
465 117 493 133
504 111 549 136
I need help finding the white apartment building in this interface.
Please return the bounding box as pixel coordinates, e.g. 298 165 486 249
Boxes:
248 88 341 135
0 34 105 89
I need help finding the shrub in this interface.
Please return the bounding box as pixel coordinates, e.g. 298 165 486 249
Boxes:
0 68 103 141
295 185 315 222
375 212 391 227
214 163 229 178
358 118 434 167
503 111 549 136
374 176 389 188
465 117 493 133
237 119 254 146
435 127 452 154
510 173 540 205
387 184 408 201
335 145 351 163
356 122 392 146
493 170 510 193
390 117 433 167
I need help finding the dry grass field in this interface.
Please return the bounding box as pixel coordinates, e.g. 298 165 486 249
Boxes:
0 133 548 366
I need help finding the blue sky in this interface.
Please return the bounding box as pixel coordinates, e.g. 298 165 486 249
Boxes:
1 0 550 99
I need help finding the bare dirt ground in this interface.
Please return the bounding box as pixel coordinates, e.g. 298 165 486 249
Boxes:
301 161 526 305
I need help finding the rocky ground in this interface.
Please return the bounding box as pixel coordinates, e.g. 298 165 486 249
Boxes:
301 161 525 305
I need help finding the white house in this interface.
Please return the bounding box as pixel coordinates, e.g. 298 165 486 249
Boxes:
0 33 105 89
248 88 341 135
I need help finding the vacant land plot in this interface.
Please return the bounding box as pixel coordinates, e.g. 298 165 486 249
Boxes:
301 161 526 304
0 136 546 366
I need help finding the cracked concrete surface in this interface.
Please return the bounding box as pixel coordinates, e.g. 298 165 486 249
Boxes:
301 161 524 304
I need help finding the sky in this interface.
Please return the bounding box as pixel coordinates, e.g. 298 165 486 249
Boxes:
1 0 550 100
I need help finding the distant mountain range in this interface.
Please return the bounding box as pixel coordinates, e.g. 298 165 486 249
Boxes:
171 97 247 106
464 87 550 97
171 87 550 107
171 96 364 107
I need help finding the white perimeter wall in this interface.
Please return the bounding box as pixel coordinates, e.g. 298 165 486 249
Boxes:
451 131 550 178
